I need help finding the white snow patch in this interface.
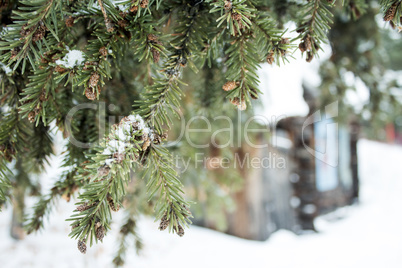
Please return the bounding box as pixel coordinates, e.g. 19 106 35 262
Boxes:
102 114 153 165
0 62 12 74
55 50 85 69
254 25 332 121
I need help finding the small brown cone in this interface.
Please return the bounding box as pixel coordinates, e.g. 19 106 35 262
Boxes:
39 91 48 102
65 16 74 27
266 52 274 65
85 88 96 101
77 240 87 254
175 225 185 237
55 65 66 73
304 35 312 51
232 13 242 21
280 38 290 45
140 0 148 8
96 225 105 241
130 5 138 13
151 48 160 63
99 46 108 57
230 97 240 106
147 34 158 42
28 111 36 123
142 139 151 151
76 202 94 212
224 0 232 10
159 214 169 231
384 2 398 21
250 88 259 100
306 51 314 63
89 72 100 87
107 194 120 212
222 81 237 91
299 42 306 53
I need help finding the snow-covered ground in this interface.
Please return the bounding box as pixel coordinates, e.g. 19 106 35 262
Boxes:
1 139 402 268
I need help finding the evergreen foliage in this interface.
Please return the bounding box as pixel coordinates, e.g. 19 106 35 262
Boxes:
0 0 401 265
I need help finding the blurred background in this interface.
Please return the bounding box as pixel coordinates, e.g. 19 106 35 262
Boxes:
1 2 402 268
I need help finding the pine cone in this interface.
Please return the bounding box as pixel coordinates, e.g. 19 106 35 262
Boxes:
306 51 314 63
304 35 312 51
384 2 398 21
107 195 120 212
280 38 290 45
249 88 259 100
55 65 66 73
97 166 110 177
76 202 94 212
266 52 274 65
11 47 20 59
151 48 160 63
230 97 240 106
232 12 242 21
130 5 138 13
85 88 96 101
117 19 129 28
224 0 232 11
142 139 151 151
175 224 185 237
39 91 48 102
99 46 108 57
28 111 36 123
159 214 169 231
140 0 148 8
147 34 158 42
89 72 100 87
77 240 87 254
222 81 237 91
65 16 74 27
299 42 307 53
95 225 105 241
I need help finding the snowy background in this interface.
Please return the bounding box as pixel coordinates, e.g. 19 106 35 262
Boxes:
1 139 401 268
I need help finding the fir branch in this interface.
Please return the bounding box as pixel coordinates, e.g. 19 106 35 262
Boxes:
135 1 206 132
380 0 402 30
210 0 292 109
0 0 63 73
145 145 192 231
67 114 165 252
342 0 367 20
223 34 261 111
113 215 143 267
251 15 293 65
25 187 59 234
295 0 335 62
0 159 11 205
25 170 79 233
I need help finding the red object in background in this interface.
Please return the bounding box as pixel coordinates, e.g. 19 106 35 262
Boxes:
386 123 396 144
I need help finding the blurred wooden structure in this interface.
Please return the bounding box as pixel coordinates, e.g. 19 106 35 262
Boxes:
196 87 360 240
